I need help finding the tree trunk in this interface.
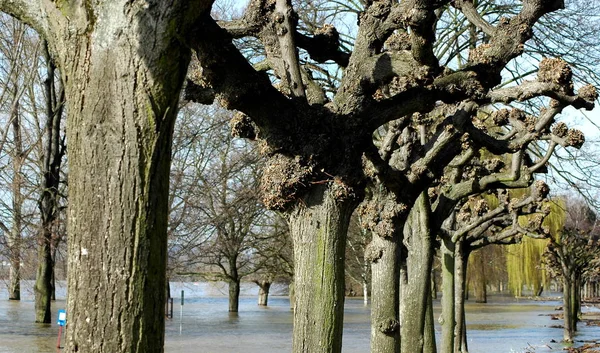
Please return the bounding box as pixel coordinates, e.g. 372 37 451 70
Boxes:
563 277 574 342
363 261 369 306
229 279 241 312
35 42 63 324
401 193 435 353
35 228 53 323
440 238 456 353
55 9 191 351
472 251 487 303
288 184 356 353
574 276 581 322
8 87 23 301
454 243 469 353
257 280 271 306
369 231 400 353
424 286 437 353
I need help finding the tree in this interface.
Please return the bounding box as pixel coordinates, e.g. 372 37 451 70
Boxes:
167 103 285 312
186 1 596 352
1 1 596 352
251 214 293 306
34 40 66 323
192 111 268 313
345 213 370 304
439 183 551 353
0 13 42 301
0 1 212 351
544 197 600 343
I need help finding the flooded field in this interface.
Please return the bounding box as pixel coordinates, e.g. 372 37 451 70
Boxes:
0 281 598 353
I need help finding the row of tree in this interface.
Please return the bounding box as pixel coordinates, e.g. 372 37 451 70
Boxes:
0 0 598 353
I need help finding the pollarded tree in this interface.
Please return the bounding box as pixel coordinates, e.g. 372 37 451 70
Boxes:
186 1 596 352
544 197 600 343
0 1 595 353
439 183 551 353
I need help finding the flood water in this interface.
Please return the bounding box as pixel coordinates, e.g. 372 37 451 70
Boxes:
0 280 598 353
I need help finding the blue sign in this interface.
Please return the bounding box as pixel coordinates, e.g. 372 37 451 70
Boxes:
57 309 66 326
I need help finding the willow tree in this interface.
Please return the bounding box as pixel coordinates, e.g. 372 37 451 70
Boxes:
0 1 212 352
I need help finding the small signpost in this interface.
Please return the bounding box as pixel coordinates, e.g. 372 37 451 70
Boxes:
57 309 66 349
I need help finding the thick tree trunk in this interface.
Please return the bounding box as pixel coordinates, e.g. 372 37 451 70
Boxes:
440 238 456 353
55 9 191 351
257 280 271 306
229 279 241 312
401 193 435 353
369 231 400 353
288 185 356 353
35 42 63 324
366 188 401 353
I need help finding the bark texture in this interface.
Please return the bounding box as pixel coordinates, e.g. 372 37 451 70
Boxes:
401 193 435 353
28 2 201 352
369 231 400 353
288 185 356 353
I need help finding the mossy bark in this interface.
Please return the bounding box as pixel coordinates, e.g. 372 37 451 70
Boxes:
288 185 356 353
401 193 435 353
55 9 190 352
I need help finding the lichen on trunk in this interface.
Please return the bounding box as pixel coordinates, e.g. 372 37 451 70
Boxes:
288 184 356 353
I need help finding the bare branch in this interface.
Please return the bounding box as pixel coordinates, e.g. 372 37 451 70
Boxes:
487 81 595 110
453 0 495 37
